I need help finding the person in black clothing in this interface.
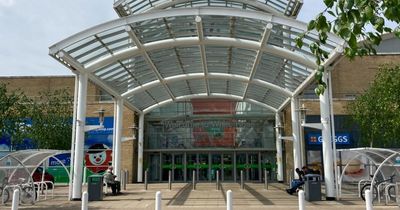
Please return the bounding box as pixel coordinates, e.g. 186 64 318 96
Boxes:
286 166 309 195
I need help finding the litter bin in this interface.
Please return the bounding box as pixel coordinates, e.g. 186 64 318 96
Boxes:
304 174 321 201
88 175 104 201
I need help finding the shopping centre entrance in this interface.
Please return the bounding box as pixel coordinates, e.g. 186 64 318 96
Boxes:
146 151 274 182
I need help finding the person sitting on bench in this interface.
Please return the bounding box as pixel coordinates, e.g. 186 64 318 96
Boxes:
103 166 120 195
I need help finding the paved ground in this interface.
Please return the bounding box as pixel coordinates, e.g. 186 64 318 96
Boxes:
1 182 399 209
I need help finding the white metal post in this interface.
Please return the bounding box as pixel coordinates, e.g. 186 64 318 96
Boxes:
227 190 233 210
72 72 88 200
365 189 373 210
112 99 117 168
115 98 124 181
11 189 19 210
320 73 336 200
291 97 301 178
68 74 78 200
81 191 88 210
275 112 284 182
137 113 145 182
155 191 162 210
298 190 305 210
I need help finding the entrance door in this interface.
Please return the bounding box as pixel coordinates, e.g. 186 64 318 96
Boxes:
186 153 197 181
148 153 160 181
222 153 233 181
211 154 222 180
236 153 247 181
173 154 185 181
161 154 172 181
198 153 209 181
248 153 260 181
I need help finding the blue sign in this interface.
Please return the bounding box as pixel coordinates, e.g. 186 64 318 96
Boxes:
307 133 351 145
49 153 71 166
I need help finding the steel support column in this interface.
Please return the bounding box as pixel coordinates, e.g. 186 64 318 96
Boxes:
320 73 336 200
275 113 284 182
290 97 301 178
114 98 124 181
137 113 144 182
72 73 88 200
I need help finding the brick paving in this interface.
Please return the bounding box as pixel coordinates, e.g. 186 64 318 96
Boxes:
1 183 399 209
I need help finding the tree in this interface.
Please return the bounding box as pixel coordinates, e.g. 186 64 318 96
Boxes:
296 0 400 95
348 65 400 147
28 89 73 150
0 83 31 149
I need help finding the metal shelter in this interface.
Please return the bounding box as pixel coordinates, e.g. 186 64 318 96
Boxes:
49 0 345 200
337 148 400 200
0 150 70 203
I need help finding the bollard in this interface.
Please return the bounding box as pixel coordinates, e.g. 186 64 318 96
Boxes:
155 191 162 210
264 169 268 190
298 190 305 210
365 189 373 210
145 170 148 190
82 191 88 210
168 170 172 190
192 170 196 190
216 170 220 190
227 190 233 210
120 170 125 192
124 170 127 190
11 189 19 210
240 170 244 190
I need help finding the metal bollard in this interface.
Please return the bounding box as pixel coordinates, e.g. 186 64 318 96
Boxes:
216 170 220 190
365 189 373 210
227 190 233 210
124 170 127 190
82 191 88 210
11 189 19 210
120 170 125 191
240 170 244 190
155 191 162 210
168 170 172 190
192 170 196 190
264 169 268 190
298 190 305 210
145 170 148 190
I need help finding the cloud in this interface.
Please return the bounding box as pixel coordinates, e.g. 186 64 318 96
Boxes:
0 0 15 7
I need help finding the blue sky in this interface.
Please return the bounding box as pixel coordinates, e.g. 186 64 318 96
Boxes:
0 0 325 76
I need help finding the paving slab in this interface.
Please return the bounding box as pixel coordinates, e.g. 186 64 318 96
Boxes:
1 183 399 210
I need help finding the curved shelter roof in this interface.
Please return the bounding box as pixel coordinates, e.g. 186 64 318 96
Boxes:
49 5 344 114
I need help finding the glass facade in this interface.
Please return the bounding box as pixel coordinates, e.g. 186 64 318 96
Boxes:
144 100 278 182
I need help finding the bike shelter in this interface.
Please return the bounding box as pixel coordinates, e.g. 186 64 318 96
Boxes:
337 147 400 204
0 150 70 205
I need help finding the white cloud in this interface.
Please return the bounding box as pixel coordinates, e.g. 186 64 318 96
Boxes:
0 0 15 7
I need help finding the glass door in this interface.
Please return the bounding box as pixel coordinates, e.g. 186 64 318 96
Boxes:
222 153 233 181
198 153 209 181
211 154 222 181
173 154 184 181
186 153 197 181
148 153 160 181
161 154 172 181
248 153 260 181
236 153 247 181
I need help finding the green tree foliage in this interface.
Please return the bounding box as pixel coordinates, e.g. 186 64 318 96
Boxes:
28 89 73 150
0 83 31 148
296 0 400 95
348 65 400 147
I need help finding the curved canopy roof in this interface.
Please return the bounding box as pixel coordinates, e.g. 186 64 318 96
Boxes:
49 5 344 114
113 0 303 17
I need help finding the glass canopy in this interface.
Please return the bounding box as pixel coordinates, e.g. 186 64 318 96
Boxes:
49 3 344 114
113 0 304 17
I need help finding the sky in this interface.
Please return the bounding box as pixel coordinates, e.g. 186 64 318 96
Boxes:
0 0 325 77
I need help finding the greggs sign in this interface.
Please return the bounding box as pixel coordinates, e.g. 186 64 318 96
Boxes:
307 132 351 145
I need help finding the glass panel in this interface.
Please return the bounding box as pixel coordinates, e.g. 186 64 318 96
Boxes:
198 153 209 181
261 152 276 181
236 153 246 181
223 153 233 181
173 154 184 181
186 154 197 181
161 154 172 181
149 153 160 181
248 153 259 181
211 154 222 180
